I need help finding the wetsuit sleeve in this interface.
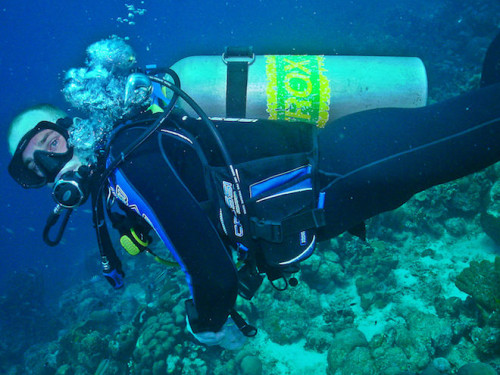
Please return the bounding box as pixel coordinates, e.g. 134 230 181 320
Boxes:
110 131 238 333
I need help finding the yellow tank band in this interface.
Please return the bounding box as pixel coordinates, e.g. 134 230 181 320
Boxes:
265 55 331 127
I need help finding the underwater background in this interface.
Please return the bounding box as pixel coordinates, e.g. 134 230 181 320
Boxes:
1 0 500 374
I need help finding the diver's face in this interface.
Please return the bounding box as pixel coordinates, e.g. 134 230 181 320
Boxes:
22 129 68 177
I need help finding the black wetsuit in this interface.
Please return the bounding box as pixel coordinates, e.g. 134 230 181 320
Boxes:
107 82 500 333
108 115 315 333
317 82 500 239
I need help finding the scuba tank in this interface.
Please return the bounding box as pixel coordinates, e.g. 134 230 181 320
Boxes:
167 48 428 125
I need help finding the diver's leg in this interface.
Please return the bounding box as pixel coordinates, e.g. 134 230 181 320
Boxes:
317 82 500 238
481 31 500 87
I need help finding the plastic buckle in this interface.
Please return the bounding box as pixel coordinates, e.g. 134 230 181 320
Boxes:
312 208 326 227
230 309 258 337
237 264 264 300
236 243 249 261
250 218 283 243
103 268 124 289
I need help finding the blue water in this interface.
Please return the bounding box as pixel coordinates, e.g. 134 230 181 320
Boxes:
0 0 498 371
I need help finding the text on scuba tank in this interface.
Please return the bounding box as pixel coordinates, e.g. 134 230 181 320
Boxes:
266 55 331 127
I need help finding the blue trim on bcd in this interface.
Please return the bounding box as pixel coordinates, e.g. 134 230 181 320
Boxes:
250 165 312 198
108 167 194 296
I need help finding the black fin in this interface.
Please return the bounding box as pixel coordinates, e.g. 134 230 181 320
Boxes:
481 30 500 87
347 222 366 241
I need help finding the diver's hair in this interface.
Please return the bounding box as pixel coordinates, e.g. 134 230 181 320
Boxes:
7 104 67 154
8 104 66 134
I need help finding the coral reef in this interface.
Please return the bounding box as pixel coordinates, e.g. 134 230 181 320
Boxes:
240 355 263 375
457 362 497 375
455 257 500 317
130 311 183 374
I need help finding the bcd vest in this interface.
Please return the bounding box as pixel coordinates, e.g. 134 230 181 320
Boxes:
197 117 324 268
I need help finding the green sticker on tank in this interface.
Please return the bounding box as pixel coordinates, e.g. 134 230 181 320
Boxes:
266 55 330 127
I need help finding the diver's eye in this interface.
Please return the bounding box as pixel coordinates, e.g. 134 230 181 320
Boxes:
47 136 60 152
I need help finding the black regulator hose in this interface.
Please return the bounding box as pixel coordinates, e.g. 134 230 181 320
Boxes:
43 205 73 246
93 78 180 262
42 70 183 249
147 75 248 216
92 71 248 269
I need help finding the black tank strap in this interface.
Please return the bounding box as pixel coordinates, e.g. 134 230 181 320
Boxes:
250 208 326 243
223 46 255 118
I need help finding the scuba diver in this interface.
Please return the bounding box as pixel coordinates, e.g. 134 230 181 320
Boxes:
7 32 500 349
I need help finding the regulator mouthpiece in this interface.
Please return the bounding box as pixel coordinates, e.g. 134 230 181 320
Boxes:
124 73 153 108
52 166 92 208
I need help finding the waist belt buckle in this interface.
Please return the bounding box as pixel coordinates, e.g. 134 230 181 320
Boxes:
250 218 283 243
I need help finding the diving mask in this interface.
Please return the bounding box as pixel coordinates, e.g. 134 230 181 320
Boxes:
8 119 73 188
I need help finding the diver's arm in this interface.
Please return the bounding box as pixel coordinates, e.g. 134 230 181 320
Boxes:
109 131 239 334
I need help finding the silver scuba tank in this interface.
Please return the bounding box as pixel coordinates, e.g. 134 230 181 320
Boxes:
168 54 428 126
